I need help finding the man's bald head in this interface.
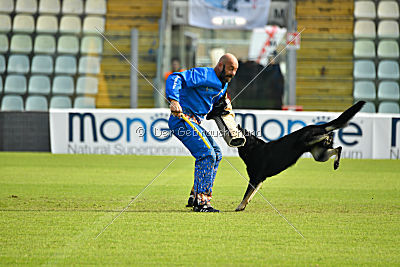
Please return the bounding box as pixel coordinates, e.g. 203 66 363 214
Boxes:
214 53 239 83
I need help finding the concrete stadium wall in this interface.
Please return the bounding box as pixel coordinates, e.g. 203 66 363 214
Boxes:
0 112 50 152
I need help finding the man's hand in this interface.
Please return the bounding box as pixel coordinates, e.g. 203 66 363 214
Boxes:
170 100 182 117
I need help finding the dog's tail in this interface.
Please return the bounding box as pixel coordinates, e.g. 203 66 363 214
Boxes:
323 101 366 132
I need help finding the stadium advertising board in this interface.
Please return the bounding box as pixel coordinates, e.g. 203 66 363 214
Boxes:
50 109 398 159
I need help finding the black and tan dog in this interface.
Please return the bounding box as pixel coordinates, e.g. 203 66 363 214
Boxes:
234 101 365 211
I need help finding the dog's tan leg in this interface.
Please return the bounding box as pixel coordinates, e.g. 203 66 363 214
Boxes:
334 146 342 170
235 182 262 211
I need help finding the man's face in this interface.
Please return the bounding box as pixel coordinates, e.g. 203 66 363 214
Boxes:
220 61 238 83
172 60 181 72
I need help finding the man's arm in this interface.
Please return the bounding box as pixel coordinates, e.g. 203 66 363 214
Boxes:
166 74 183 116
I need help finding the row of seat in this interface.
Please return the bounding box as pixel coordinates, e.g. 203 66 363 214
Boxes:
354 1 400 19
354 60 400 79
0 0 106 15
354 81 400 101
1 95 96 111
360 101 400 113
0 35 102 55
354 40 399 58
0 14 105 35
0 75 98 95
0 55 100 75
354 20 400 39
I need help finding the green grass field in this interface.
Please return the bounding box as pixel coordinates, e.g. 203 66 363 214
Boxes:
0 152 399 266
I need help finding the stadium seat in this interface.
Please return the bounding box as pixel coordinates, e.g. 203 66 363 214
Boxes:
36 15 58 34
74 96 95 108
0 55 5 73
378 101 400 113
25 95 48 111
4 75 27 94
354 1 376 19
378 60 400 79
377 20 399 39
76 76 98 94
1 95 24 111
55 56 77 74
0 0 14 13
62 0 83 14
10 35 32 54
377 41 399 59
378 81 400 101
52 76 74 95
57 35 79 54
15 0 37 14
38 0 60 14
0 76 2 93
79 56 100 74
353 40 375 58
34 35 56 54
353 60 376 79
0 35 9 53
353 81 376 100
31 55 53 74
7 55 30 74
83 16 105 34
80 36 103 54
0 14 12 33
50 96 72 108
59 16 81 34
13 15 35 33
354 20 376 39
28 75 51 95
85 0 106 15
377 1 399 19
359 101 376 113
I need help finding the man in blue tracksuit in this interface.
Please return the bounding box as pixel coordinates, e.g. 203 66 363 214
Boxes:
166 53 239 212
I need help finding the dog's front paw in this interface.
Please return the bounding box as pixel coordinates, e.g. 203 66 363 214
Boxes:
334 161 340 170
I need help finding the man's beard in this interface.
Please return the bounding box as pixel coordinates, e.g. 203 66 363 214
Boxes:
220 64 233 83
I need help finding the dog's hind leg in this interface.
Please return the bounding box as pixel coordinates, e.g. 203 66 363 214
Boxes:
235 182 262 211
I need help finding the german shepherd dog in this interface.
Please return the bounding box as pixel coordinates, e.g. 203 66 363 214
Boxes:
208 100 366 211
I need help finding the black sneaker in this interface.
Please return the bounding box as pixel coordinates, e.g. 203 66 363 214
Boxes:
193 204 220 212
186 195 195 207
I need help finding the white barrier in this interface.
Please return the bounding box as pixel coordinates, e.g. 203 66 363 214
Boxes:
50 108 400 159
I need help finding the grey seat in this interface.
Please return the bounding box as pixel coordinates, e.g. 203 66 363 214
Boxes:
74 96 95 108
36 15 58 34
354 20 376 39
378 82 400 101
353 60 376 79
1 95 24 111
354 1 376 19
25 95 48 111
79 56 100 74
39 0 60 14
377 41 399 59
85 0 106 15
50 96 72 108
34 35 56 54
31 55 53 74
378 60 400 79
60 16 81 34
0 76 2 93
55 56 77 74
0 14 12 33
62 0 83 14
80 36 103 54
76 76 98 94
13 14 35 33
52 76 74 95
28 75 51 95
10 34 32 54
359 101 376 113
377 20 399 39
353 81 376 100
0 0 14 13
83 16 105 34
378 1 399 19
353 40 375 58
57 35 79 54
8 55 30 74
378 102 400 113
0 35 9 53
0 55 5 73
15 0 37 14
4 75 27 94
